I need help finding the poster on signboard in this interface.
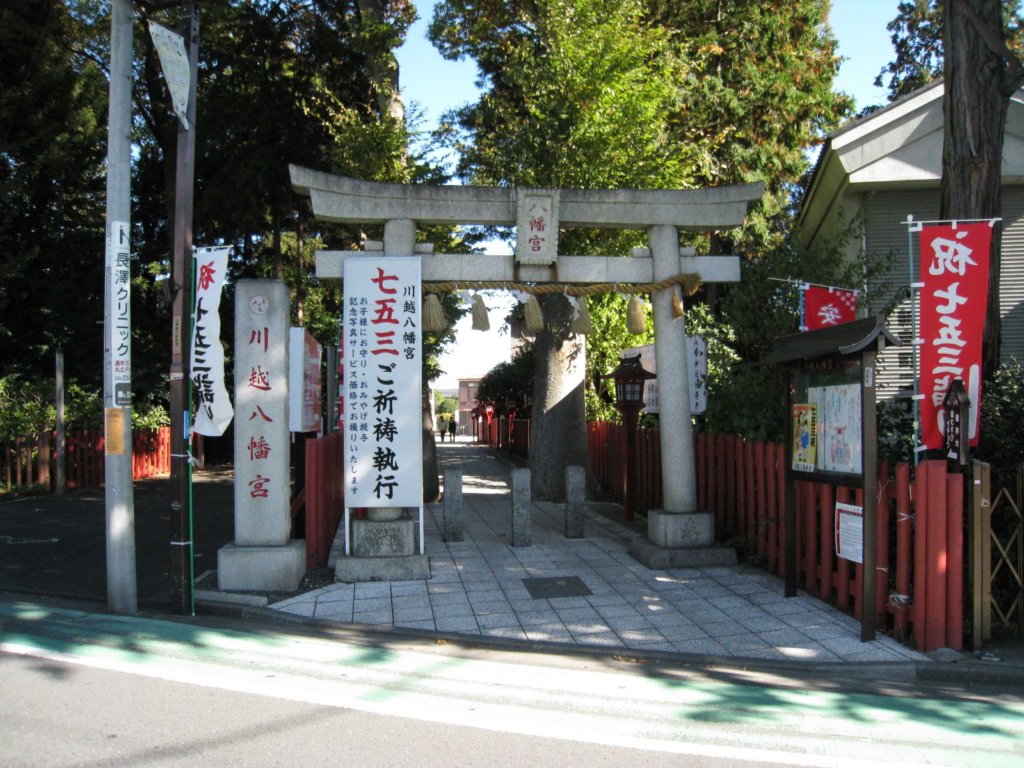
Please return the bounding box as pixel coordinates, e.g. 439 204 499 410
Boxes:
835 502 864 563
789 359 863 480
791 403 817 472
808 382 862 475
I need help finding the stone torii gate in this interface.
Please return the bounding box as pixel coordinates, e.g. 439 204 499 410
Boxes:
290 165 764 567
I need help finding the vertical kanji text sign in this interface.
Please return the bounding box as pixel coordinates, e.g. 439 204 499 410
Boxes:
234 280 290 545
917 223 990 449
343 257 423 507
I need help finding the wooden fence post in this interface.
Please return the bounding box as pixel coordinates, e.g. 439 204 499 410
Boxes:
893 462 912 641
946 471 964 650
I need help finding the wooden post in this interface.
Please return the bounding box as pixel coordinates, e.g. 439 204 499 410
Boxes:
946 471 964 650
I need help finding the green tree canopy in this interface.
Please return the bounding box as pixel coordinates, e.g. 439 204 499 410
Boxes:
0 1 109 388
874 0 1022 103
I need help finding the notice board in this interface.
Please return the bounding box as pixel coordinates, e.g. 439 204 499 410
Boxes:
789 358 863 483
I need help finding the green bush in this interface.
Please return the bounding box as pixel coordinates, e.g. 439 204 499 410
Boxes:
0 376 54 440
0 375 168 440
876 399 915 464
976 359 1024 488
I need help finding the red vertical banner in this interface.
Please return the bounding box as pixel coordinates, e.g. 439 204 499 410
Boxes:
917 223 991 449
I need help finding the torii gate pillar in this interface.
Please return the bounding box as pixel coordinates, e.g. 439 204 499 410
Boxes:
630 226 735 569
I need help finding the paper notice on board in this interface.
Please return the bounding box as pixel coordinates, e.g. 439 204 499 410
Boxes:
791 403 817 472
104 407 126 456
835 502 864 563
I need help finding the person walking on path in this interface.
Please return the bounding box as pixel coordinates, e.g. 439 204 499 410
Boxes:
438 417 447 442
448 416 457 442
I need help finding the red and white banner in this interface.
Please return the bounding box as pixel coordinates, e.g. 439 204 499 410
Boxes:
918 223 991 449
343 257 423 507
801 285 858 331
191 246 233 436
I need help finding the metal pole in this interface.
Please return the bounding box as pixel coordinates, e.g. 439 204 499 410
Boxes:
169 0 199 615
103 0 137 613
861 350 878 642
906 217 922 467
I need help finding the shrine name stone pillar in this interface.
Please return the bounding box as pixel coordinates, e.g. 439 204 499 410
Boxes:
218 280 306 591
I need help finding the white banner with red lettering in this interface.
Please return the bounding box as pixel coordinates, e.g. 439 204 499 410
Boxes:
918 223 991 449
191 246 233 436
343 257 423 507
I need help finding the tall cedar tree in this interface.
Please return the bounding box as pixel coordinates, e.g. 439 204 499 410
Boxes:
941 0 1024 376
0 1 109 388
879 1 1024 375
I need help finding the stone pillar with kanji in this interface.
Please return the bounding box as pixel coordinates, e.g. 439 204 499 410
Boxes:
218 279 306 591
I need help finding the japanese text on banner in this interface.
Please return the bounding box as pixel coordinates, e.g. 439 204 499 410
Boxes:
191 247 233 436
801 285 857 331
917 223 990 449
343 257 423 507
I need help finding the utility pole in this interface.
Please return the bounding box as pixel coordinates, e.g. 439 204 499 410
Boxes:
168 0 199 615
103 0 138 613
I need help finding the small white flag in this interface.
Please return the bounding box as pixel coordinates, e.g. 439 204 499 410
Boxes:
148 21 192 130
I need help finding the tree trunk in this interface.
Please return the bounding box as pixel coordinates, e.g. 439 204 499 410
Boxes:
356 0 406 126
941 0 1016 376
528 294 589 501
422 403 440 502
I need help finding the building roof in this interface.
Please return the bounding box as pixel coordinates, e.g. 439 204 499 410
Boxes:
798 80 1024 247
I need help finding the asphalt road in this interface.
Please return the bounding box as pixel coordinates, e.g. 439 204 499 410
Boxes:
0 468 235 605
3 601 1023 768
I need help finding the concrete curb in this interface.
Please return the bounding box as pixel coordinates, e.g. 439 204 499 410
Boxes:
194 595 1024 692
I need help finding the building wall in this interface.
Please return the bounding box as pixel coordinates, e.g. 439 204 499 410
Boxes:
857 186 1024 401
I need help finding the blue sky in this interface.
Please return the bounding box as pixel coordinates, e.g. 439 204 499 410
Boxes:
396 1 903 388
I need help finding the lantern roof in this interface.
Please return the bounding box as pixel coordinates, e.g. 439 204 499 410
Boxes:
605 354 657 382
766 316 900 365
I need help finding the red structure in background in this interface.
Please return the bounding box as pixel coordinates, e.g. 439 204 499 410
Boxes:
2 427 171 493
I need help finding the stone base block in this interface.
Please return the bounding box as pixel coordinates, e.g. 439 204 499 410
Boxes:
217 540 306 592
335 554 431 583
648 509 716 548
352 517 415 557
628 537 737 570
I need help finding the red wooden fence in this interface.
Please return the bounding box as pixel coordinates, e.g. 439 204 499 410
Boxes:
587 421 663 514
1 427 171 492
301 432 344 569
588 423 966 653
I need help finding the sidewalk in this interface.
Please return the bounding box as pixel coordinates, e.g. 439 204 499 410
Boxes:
266 439 928 665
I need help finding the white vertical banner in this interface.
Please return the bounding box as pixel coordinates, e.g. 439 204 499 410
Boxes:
107 220 132 406
288 327 322 433
621 335 707 415
343 256 423 507
191 247 233 436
